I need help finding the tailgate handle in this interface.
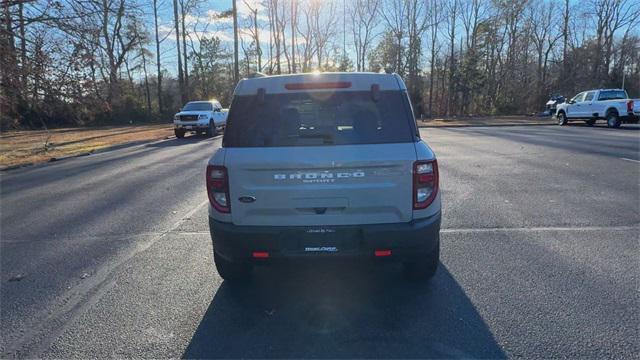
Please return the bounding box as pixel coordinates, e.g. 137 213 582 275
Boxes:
295 206 346 214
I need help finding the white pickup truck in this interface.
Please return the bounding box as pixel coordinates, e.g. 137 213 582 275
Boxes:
173 100 228 138
555 89 639 128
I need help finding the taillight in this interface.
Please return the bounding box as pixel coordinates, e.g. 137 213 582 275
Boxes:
413 160 438 210
627 100 634 113
206 165 230 213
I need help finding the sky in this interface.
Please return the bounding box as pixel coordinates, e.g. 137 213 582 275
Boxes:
153 0 277 73
151 0 354 76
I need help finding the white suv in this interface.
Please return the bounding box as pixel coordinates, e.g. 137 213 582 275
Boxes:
206 73 441 282
173 100 228 138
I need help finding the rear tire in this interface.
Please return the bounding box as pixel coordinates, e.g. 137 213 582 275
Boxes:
557 112 568 126
174 128 186 138
206 120 215 137
585 119 596 126
403 240 439 281
606 111 621 128
214 252 252 282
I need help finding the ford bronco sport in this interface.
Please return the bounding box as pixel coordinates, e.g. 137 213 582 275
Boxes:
206 72 441 282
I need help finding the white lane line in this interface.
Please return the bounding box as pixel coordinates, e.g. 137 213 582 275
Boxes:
620 157 640 163
168 199 209 231
441 225 639 234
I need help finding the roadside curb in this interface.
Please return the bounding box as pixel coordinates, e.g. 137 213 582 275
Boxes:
0 136 176 172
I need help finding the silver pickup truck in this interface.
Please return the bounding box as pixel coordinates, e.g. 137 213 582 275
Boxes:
555 89 639 128
173 100 228 138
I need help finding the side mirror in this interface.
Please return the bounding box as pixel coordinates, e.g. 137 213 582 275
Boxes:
568 100 575 104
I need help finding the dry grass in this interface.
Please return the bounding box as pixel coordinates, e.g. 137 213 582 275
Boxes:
0 124 173 168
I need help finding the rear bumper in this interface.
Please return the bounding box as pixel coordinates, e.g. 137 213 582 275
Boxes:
209 213 441 263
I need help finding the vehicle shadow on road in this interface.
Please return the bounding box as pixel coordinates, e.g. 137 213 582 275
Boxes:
145 134 221 148
183 262 505 359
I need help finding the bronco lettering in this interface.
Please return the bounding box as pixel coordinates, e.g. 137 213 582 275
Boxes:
273 171 365 180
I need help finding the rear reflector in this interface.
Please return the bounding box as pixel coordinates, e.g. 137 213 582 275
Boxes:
252 251 269 258
375 249 392 257
285 81 351 90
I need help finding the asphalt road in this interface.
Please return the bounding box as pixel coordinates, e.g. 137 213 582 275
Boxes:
1 124 639 358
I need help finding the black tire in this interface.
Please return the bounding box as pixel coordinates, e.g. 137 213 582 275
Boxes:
585 119 596 126
206 120 215 137
174 128 186 138
214 252 252 282
557 112 568 126
403 240 439 281
606 111 621 128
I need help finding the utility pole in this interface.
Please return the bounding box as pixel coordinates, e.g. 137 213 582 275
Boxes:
232 0 239 83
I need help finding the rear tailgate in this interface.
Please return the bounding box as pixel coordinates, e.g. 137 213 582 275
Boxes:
225 143 416 226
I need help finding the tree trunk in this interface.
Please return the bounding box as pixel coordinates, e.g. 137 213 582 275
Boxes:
153 0 163 114
291 0 296 73
180 0 189 100
18 1 27 91
140 45 152 115
232 0 239 82
172 0 186 104
447 0 457 116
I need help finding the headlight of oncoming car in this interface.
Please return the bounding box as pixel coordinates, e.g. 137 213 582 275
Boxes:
173 115 179 121
198 114 208 120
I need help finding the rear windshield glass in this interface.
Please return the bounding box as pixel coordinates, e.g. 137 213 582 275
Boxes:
598 90 627 101
183 102 212 111
223 90 415 147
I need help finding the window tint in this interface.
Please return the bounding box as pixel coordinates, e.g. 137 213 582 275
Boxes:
223 91 415 147
584 92 595 101
182 102 213 111
598 90 627 101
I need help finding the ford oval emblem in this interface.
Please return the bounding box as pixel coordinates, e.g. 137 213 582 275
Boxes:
238 196 256 203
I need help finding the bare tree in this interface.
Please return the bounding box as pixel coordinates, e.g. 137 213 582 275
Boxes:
232 0 239 82
379 0 408 74
349 0 380 71
172 0 186 103
243 0 262 72
152 0 167 114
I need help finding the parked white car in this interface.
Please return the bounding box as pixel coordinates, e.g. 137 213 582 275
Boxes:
173 100 228 138
555 89 639 128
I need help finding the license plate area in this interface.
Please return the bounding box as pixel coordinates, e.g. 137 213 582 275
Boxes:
286 227 360 254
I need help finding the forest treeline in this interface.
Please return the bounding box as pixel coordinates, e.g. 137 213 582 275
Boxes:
1 0 639 129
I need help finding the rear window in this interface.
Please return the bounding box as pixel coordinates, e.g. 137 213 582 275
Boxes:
598 90 627 101
223 90 416 147
183 102 212 111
